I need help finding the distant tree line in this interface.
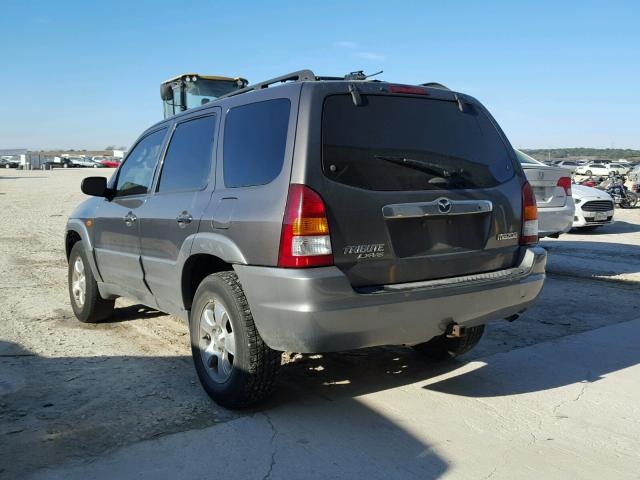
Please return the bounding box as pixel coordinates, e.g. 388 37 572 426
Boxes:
521 148 640 161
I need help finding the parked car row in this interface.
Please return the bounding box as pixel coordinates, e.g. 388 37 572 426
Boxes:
45 156 121 169
0 156 20 168
515 150 621 234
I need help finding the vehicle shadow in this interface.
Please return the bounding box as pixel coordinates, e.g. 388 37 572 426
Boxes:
102 304 166 323
0 340 449 479
4 315 639 478
569 220 640 234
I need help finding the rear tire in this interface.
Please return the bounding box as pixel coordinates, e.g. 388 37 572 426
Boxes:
68 242 115 323
623 192 638 208
413 325 485 361
189 272 280 409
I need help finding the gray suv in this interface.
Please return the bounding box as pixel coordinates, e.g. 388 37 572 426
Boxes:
65 70 547 408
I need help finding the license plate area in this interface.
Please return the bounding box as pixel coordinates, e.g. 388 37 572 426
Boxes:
386 213 491 258
594 212 608 221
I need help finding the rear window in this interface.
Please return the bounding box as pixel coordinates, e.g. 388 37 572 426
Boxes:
322 95 514 191
223 98 290 188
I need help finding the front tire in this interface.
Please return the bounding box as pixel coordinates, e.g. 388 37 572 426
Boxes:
413 325 485 361
68 242 115 323
190 272 280 409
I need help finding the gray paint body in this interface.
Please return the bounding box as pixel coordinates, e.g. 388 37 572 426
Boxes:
66 79 547 352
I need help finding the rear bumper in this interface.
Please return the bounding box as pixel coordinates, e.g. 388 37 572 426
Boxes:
538 200 575 237
234 247 547 353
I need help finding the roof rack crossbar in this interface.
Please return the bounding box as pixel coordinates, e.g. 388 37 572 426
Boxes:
219 69 317 99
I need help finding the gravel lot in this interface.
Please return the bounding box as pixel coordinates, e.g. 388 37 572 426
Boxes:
1 169 639 479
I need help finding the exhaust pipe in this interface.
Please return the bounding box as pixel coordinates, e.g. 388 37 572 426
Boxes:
445 324 467 338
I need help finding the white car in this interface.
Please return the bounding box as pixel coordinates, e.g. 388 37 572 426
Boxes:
515 150 575 237
575 162 616 176
554 160 579 173
608 163 630 175
70 157 102 168
572 184 615 229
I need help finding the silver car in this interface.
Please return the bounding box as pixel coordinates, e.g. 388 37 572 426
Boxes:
515 150 575 237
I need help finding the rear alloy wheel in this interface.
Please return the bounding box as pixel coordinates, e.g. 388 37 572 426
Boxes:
68 242 115 323
190 272 280 408
413 325 485 361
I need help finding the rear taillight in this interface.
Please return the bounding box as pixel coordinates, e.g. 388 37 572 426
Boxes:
278 184 333 268
520 182 538 246
557 176 572 196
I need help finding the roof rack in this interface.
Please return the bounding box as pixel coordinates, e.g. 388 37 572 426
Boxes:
219 69 317 99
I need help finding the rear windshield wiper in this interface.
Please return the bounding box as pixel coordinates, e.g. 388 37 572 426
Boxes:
374 155 450 177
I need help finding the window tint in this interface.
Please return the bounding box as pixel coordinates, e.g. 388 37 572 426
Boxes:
158 115 217 193
116 128 166 196
223 98 290 188
322 95 514 191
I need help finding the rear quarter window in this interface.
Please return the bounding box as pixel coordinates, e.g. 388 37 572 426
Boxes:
322 95 514 191
223 98 290 188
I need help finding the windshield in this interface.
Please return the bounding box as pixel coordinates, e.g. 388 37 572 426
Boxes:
185 79 241 108
322 95 515 191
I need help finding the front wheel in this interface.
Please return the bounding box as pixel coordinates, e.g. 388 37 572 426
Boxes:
190 272 280 409
68 242 115 323
584 170 592 176
413 325 485 361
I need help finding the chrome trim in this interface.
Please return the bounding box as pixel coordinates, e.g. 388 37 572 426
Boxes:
382 199 493 219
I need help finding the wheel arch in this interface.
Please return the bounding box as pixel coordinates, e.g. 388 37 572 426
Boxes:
65 219 103 282
181 254 234 311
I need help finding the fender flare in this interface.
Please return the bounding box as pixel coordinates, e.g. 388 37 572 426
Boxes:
65 219 103 282
187 231 247 265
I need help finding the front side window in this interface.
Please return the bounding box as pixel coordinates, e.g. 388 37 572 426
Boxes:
115 128 167 196
158 115 217 193
223 98 290 188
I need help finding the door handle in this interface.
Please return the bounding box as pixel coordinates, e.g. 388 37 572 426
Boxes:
123 211 137 227
176 211 193 228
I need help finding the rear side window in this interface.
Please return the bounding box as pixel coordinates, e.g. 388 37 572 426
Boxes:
158 115 217 193
322 95 514 191
223 98 290 188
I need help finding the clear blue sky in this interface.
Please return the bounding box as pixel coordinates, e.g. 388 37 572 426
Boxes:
1 0 638 151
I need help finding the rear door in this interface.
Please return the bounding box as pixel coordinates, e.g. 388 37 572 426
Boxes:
311 91 523 288
138 113 218 315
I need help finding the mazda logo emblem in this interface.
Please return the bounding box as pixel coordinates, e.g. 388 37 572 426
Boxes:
437 198 452 214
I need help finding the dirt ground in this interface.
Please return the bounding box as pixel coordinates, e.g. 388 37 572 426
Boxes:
1 169 638 479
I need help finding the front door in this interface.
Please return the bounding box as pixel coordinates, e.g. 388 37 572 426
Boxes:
93 127 168 302
138 114 218 315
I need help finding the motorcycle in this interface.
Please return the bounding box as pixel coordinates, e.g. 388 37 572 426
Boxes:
602 175 638 209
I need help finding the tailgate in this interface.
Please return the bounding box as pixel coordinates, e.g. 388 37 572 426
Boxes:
318 93 523 288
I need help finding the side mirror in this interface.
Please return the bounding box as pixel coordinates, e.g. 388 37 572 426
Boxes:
81 176 110 197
